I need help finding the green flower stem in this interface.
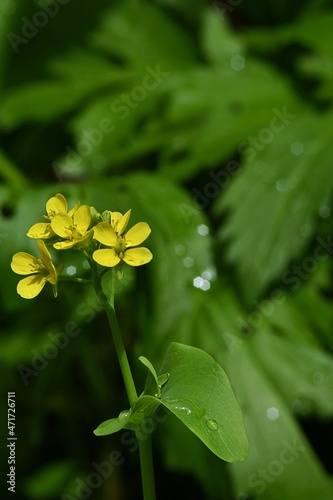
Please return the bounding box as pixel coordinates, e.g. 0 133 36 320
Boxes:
93 274 137 407
93 269 156 500
104 301 138 406
137 434 156 500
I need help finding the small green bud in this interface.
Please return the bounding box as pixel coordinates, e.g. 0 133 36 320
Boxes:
102 210 111 223
90 206 103 227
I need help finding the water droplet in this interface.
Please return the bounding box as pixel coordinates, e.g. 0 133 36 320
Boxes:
118 410 130 420
164 398 205 418
175 405 192 415
206 419 218 431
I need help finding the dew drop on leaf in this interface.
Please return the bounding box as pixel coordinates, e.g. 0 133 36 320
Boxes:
206 419 218 431
118 410 130 420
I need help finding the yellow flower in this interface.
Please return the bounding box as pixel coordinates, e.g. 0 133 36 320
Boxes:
51 205 92 250
27 193 80 239
93 210 153 267
11 240 59 299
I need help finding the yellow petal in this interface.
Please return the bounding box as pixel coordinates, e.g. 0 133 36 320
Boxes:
112 209 131 235
110 212 123 227
37 240 57 283
37 240 52 267
27 222 54 239
51 214 72 238
46 193 67 217
125 222 151 247
11 252 39 275
68 201 80 217
53 240 76 250
93 223 118 246
73 205 91 233
123 247 153 266
17 275 47 299
93 249 120 267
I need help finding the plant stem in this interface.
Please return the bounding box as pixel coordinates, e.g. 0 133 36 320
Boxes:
93 270 156 499
137 434 156 500
104 301 138 406
93 275 137 406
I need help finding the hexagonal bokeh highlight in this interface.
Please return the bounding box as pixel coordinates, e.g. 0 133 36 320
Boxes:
266 407 279 420
300 224 312 237
230 55 245 71
319 205 331 218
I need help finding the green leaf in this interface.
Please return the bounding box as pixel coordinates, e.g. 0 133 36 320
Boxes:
91 0 195 70
93 411 131 436
0 82 90 130
159 61 299 180
215 110 333 299
201 9 244 64
226 341 333 499
139 355 160 396
94 395 161 436
140 355 170 398
159 342 249 462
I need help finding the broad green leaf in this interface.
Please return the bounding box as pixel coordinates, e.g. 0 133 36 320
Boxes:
215 110 333 300
227 341 333 499
90 0 195 70
159 61 299 180
67 89 167 174
253 329 333 419
155 287 333 497
0 49 129 131
0 82 90 130
201 9 244 64
159 342 249 462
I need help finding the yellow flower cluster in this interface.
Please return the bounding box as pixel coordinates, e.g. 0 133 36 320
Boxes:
11 194 153 299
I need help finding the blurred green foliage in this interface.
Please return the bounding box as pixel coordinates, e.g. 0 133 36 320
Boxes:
1 0 333 499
